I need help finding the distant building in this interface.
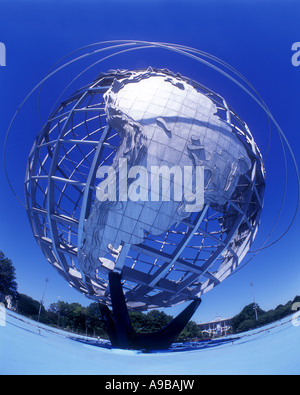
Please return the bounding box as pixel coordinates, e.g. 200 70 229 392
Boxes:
198 316 232 337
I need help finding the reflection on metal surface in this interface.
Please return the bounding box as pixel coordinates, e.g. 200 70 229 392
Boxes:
25 68 265 309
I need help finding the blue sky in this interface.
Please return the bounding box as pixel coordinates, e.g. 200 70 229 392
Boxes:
0 0 300 324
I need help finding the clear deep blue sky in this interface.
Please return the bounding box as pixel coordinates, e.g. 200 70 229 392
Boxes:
0 0 299 323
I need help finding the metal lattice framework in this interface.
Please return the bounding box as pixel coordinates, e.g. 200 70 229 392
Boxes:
25 68 265 309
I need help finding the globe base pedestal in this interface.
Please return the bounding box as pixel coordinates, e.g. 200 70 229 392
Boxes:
100 271 201 350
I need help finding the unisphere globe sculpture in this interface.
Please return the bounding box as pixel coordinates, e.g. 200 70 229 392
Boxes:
25 68 265 314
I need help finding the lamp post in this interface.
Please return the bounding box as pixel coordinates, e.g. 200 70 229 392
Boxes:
250 282 258 321
38 278 49 322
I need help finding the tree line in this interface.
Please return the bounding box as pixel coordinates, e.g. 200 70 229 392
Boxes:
10 294 203 341
230 297 300 333
0 250 202 341
1 250 299 340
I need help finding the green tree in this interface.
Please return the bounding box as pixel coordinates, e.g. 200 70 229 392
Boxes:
176 320 203 342
129 310 148 333
145 310 173 332
128 309 173 333
231 297 300 334
231 303 265 333
49 300 71 329
0 251 18 301
129 309 202 342
293 295 300 305
85 303 108 338
17 294 43 320
68 302 86 332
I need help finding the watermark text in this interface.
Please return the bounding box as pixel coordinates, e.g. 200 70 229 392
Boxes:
96 158 204 213
0 303 6 326
292 302 300 327
0 42 6 67
291 42 300 67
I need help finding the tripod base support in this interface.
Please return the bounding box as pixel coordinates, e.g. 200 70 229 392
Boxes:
100 271 201 350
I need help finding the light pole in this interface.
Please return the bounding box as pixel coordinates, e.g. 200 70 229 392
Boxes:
250 282 258 321
38 278 49 322
57 296 61 328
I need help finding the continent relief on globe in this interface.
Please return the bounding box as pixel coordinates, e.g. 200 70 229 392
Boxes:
78 68 251 277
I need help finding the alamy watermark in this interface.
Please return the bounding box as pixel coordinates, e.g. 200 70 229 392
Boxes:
0 42 6 67
0 302 6 326
96 158 204 213
291 42 300 67
291 302 300 327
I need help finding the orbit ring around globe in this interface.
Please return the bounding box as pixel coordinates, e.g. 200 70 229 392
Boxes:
3 41 299 311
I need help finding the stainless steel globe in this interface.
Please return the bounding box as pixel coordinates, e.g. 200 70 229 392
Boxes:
25 67 265 310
